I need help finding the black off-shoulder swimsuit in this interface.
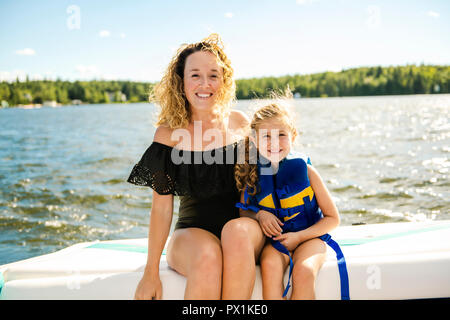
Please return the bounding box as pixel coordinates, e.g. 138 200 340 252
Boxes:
127 141 241 239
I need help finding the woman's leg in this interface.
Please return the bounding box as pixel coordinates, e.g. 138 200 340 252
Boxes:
290 238 327 300
221 217 266 299
260 243 289 300
166 227 222 299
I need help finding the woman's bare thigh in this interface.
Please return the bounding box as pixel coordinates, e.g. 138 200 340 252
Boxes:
166 227 222 276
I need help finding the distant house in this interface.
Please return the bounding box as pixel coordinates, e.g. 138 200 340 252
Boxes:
43 101 59 107
106 91 127 103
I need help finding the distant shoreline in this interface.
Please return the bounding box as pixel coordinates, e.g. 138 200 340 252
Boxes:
1 64 448 108
4 92 450 110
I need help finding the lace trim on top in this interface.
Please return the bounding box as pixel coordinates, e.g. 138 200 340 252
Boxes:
127 141 240 198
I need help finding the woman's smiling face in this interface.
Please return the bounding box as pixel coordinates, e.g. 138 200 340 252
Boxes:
183 50 223 112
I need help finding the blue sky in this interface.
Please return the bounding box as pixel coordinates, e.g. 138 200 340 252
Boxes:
1 0 449 82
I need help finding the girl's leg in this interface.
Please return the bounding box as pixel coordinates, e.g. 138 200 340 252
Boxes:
290 238 327 300
221 217 266 299
260 243 289 300
166 227 222 299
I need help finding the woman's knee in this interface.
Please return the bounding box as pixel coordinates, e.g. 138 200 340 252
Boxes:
222 217 250 238
221 217 264 253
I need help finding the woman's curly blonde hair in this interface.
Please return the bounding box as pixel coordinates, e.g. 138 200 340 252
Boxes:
235 89 297 196
151 33 236 129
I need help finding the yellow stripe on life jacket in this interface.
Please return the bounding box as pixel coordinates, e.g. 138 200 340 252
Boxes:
284 212 300 222
279 186 314 209
258 194 276 209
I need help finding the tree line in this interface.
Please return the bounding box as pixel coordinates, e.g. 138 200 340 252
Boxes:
236 64 449 98
0 80 151 106
0 64 448 107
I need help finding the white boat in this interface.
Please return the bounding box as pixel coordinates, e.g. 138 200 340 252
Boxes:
1 220 450 300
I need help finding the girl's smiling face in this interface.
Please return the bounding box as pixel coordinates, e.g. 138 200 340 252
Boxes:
183 50 223 112
254 117 295 163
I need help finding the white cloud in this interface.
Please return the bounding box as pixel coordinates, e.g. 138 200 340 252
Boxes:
0 71 17 82
29 73 44 81
0 70 54 82
75 64 100 78
99 30 111 37
224 12 233 18
15 48 36 56
427 10 440 18
119 32 126 38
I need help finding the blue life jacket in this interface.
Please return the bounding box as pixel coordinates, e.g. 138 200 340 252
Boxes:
236 152 350 299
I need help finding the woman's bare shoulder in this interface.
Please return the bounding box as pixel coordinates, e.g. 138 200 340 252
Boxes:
153 125 176 147
229 109 250 130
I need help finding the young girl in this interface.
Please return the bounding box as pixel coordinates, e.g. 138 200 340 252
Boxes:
235 100 349 300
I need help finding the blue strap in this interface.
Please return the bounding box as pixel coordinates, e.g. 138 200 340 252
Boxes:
276 206 303 219
271 240 293 298
235 186 260 213
283 254 294 297
319 234 350 300
235 202 259 213
276 185 292 198
243 185 250 205
273 234 350 299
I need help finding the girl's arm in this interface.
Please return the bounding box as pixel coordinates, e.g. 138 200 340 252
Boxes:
134 191 173 300
238 190 283 237
297 164 340 242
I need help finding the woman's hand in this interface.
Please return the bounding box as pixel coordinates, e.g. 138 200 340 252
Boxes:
134 271 162 300
257 210 284 237
273 232 303 252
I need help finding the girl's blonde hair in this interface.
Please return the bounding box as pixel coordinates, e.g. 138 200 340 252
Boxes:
151 33 235 129
235 90 297 195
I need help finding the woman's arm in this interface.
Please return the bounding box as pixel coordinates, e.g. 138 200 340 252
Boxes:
135 191 173 300
145 192 174 275
135 126 175 299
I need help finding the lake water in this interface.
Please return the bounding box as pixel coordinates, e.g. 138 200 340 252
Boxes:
1 94 449 265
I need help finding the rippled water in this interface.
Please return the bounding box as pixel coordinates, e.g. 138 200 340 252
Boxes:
1 95 449 264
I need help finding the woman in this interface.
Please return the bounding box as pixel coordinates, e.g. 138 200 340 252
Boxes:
128 34 265 299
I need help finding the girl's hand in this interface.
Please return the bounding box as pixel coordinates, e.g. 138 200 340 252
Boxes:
257 210 284 237
273 232 302 252
134 271 162 300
